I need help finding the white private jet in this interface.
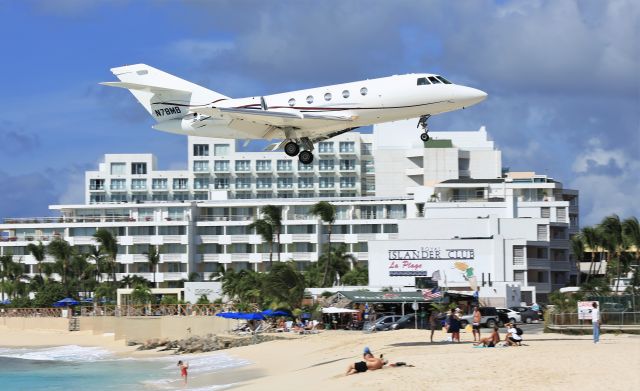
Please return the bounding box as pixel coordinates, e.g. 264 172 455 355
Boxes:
101 64 486 164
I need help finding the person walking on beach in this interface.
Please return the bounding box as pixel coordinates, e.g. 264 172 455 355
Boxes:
177 360 189 385
472 306 482 342
429 311 438 343
591 302 600 343
448 309 461 342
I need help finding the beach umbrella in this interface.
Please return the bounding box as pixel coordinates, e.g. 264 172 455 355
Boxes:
53 298 79 307
216 312 241 319
237 312 266 320
261 309 291 317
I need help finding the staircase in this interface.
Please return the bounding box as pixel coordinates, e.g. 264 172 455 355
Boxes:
68 317 80 331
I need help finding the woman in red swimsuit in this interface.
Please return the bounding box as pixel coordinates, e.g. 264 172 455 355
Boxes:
177 360 189 385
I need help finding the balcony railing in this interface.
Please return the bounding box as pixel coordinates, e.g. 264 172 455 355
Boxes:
197 215 253 222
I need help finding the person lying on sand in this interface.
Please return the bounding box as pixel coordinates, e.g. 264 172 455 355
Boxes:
345 347 412 375
474 327 500 347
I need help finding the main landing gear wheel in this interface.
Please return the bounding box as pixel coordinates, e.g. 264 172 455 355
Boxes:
298 150 314 165
284 141 300 157
417 114 431 142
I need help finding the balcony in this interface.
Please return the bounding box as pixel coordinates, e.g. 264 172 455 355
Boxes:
89 185 105 191
160 253 187 262
527 282 552 292
198 215 253 222
163 272 187 281
277 183 294 189
528 258 550 268
200 235 221 243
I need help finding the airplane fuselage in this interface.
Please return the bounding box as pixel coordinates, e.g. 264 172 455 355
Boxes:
152 73 486 140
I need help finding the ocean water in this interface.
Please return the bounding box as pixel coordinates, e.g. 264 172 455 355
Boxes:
0 345 250 391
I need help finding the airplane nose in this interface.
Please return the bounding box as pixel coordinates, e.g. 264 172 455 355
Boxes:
464 87 487 106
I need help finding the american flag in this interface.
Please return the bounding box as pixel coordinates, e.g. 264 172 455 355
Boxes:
422 287 442 300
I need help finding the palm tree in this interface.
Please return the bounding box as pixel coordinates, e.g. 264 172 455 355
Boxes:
47 237 72 289
262 262 306 310
341 263 369 286
581 226 600 282
120 275 133 289
248 219 274 269
622 217 640 263
570 234 584 285
86 246 106 283
26 241 46 279
317 244 354 287
600 215 625 292
261 205 282 263
310 201 336 286
145 245 160 288
93 229 118 286
0 255 12 301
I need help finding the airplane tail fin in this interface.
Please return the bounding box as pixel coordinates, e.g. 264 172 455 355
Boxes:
101 64 229 122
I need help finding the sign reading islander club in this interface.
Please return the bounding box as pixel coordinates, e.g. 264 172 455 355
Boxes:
369 239 495 288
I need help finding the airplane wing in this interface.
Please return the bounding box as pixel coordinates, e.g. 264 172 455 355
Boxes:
190 106 354 128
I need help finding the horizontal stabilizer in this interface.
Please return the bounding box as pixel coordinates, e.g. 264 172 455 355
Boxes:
100 81 190 94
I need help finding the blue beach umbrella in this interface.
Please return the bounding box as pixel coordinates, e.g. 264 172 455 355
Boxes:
261 309 291 317
237 312 266 320
53 298 79 307
216 312 240 319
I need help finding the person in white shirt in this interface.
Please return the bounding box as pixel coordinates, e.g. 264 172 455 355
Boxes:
504 323 522 346
592 302 600 343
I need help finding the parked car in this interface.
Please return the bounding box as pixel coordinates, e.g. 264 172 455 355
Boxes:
390 313 418 330
367 315 403 331
459 307 504 328
496 307 521 324
509 306 540 323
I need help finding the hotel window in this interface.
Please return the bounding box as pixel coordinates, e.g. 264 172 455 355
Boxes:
298 177 313 189
298 161 314 171
90 194 106 203
340 159 356 170
214 160 230 172
214 144 230 156
235 160 251 171
339 141 355 153
152 178 167 190
319 159 334 171
172 193 189 201
110 179 126 190
173 178 188 190
361 143 373 155
256 160 271 172
363 160 374 173
318 142 334 153
319 177 334 188
110 194 127 202
277 160 292 171
278 178 293 189
194 178 210 189
110 163 126 175
152 194 169 201
193 144 209 156
131 162 147 175
131 179 147 190
256 178 272 189
256 192 273 199
235 177 251 189
214 178 229 189
193 160 209 172
340 177 356 188
89 179 104 190
194 193 208 200
131 194 147 203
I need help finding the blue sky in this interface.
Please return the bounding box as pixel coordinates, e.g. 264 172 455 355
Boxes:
0 0 637 225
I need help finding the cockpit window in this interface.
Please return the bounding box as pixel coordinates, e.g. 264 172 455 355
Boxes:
417 77 431 86
428 76 441 84
435 76 452 84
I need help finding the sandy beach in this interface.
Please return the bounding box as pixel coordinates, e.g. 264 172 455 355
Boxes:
2 326 639 390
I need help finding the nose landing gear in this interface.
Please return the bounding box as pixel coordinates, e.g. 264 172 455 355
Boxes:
417 114 431 142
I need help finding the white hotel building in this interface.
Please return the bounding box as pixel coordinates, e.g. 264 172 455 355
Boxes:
0 120 578 303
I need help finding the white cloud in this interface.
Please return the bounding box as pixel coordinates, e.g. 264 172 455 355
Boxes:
572 138 628 173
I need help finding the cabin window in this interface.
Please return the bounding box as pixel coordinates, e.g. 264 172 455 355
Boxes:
288 98 296 107
435 76 452 84
324 92 332 101
417 77 430 86
306 95 314 104
342 90 350 98
360 87 368 96
428 76 441 84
